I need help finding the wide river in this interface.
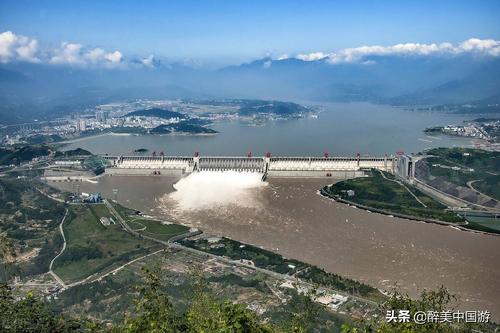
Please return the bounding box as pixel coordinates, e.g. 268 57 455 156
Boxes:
51 175 500 320
64 102 477 156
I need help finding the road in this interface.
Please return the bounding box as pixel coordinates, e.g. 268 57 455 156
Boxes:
35 187 66 203
86 248 166 284
377 169 427 207
415 157 500 212
48 209 68 288
66 247 165 288
467 180 499 204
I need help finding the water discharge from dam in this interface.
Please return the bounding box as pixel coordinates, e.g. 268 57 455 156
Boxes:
166 171 267 211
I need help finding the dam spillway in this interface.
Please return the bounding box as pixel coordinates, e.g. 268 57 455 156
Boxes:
103 154 396 178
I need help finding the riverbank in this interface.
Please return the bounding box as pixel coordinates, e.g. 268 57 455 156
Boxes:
319 187 500 237
58 130 219 146
324 170 464 223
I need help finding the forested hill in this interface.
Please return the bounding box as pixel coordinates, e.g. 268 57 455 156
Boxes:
124 108 185 119
238 100 310 117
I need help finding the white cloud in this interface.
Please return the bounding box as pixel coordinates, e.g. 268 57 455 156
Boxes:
141 54 155 68
276 54 289 60
293 38 500 64
104 50 123 63
295 52 328 61
3 30 500 70
50 42 123 67
0 31 40 63
460 38 500 54
85 47 106 63
50 42 84 65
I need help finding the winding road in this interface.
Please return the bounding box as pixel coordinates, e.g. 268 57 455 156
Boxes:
48 209 68 288
467 180 499 204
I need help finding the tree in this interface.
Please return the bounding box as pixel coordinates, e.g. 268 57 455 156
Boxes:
0 233 16 282
0 284 88 333
185 269 274 333
118 267 185 333
286 287 321 333
341 286 495 333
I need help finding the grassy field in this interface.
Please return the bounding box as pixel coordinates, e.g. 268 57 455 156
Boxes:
109 201 138 220
132 219 189 241
325 170 464 223
110 201 189 241
53 204 159 283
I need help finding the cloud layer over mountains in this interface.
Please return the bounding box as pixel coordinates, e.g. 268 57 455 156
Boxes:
2 30 500 69
1 30 500 125
295 38 500 64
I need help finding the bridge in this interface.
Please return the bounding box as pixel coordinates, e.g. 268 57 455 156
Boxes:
103 153 396 178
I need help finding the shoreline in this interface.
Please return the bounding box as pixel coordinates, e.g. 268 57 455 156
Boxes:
57 131 219 146
318 188 500 237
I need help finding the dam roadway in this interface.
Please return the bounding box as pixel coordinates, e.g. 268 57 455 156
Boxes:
103 153 396 177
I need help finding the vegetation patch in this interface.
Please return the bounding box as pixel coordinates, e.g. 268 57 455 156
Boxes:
460 212 500 233
325 170 464 223
474 174 500 201
425 147 500 200
109 201 189 241
4 267 493 332
132 219 189 241
179 237 382 300
0 145 52 166
0 177 65 279
52 204 159 283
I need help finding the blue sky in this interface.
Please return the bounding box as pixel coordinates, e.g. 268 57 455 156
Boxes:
1 0 500 65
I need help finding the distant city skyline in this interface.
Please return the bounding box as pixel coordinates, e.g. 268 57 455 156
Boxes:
1 0 500 66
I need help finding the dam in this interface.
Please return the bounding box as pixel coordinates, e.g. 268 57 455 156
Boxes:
103 153 396 178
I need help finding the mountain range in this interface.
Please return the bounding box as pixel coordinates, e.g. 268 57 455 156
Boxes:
1 54 499 124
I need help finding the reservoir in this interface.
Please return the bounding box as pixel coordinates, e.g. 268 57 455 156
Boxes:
63 102 478 156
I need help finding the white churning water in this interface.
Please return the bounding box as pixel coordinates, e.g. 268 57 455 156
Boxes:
164 171 268 211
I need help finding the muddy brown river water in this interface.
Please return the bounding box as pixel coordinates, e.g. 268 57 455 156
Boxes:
51 175 500 320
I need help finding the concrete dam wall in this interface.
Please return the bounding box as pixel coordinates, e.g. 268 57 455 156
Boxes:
103 154 395 178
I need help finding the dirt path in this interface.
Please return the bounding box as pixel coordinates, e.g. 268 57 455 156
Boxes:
48 209 68 288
